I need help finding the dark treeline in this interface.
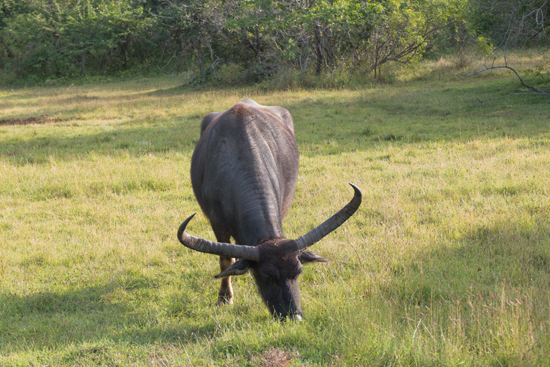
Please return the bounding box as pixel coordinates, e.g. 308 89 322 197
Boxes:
0 0 548 85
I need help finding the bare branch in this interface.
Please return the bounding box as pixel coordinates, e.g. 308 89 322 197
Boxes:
467 64 549 95
437 97 452 112
467 7 549 100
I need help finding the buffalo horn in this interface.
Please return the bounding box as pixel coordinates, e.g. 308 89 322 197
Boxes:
295 183 362 250
177 214 260 262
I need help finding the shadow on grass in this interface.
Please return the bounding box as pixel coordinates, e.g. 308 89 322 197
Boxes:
0 118 199 165
366 216 550 360
283 83 550 152
307 215 550 364
0 272 220 355
2 77 549 164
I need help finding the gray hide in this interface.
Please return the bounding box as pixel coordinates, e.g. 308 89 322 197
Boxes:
192 98 299 248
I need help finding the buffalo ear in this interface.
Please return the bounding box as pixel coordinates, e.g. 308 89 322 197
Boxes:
214 259 254 278
298 250 330 264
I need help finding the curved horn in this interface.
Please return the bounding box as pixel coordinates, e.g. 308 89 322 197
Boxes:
295 183 362 250
177 214 260 262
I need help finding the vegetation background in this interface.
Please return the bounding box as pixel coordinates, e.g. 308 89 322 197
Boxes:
1 0 550 366
0 0 548 87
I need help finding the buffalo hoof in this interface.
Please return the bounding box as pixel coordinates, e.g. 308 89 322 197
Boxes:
216 296 233 306
288 314 303 322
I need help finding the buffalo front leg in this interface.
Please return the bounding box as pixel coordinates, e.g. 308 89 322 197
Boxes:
217 256 235 305
212 227 235 306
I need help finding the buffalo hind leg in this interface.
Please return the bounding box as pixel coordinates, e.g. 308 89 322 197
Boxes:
217 256 235 305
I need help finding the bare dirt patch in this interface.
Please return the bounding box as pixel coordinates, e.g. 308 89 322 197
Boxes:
0 115 79 126
250 348 297 367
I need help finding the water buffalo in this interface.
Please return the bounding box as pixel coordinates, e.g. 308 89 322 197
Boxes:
178 98 361 320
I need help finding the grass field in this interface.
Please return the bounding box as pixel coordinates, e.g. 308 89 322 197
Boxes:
1 56 550 365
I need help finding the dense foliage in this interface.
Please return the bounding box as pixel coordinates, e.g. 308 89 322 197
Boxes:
0 0 548 84
467 0 550 47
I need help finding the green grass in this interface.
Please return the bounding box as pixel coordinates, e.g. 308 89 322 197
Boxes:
1 62 550 365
